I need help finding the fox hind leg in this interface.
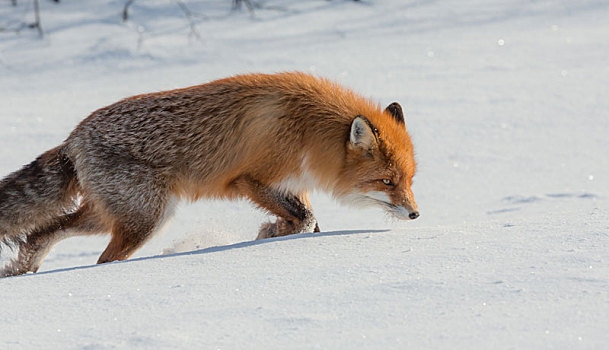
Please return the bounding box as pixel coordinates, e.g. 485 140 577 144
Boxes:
95 183 175 264
71 156 175 264
97 219 162 264
2 202 109 277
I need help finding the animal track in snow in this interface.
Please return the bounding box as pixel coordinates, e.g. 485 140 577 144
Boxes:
488 192 598 215
503 193 597 204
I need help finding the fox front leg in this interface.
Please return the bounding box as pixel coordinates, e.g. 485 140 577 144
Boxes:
256 192 321 240
231 176 320 239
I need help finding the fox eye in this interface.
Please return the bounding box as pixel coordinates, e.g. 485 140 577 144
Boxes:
381 179 394 186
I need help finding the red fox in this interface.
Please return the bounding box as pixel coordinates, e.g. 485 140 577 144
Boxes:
0 72 418 277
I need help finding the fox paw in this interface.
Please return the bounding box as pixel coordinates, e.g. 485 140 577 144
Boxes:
256 217 319 240
0 259 35 278
256 217 292 240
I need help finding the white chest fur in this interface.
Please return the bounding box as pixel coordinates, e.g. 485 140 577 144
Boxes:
272 156 321 195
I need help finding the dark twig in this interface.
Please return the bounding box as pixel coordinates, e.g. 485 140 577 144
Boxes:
232 0 257 16
231 0 292 17
123 0 202 40
122 0 135 22
173 0 202 40
30 0 43 37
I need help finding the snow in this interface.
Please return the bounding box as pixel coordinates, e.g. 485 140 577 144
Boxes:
1 0 608 348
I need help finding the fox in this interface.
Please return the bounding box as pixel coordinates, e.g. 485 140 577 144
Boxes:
0 72 418 277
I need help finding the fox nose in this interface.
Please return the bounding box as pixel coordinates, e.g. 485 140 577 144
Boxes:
409 211 419 220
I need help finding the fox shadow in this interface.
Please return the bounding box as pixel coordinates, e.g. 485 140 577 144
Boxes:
5 228 390 279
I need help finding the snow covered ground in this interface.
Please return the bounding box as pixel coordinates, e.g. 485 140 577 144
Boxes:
1 0 608 348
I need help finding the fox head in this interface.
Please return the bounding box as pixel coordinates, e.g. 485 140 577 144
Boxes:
337 102 418 220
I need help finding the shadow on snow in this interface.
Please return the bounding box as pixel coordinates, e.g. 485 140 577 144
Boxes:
6 228 390 279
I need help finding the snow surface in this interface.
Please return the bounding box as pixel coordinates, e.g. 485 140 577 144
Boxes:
1 0 608 348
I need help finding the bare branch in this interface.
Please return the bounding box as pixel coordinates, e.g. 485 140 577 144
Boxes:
173 0 201 40
231 0 293 17
30 0 43 37
232 0 257 17
123 0 135 22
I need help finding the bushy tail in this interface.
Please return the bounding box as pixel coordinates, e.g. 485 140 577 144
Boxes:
0 145 80 250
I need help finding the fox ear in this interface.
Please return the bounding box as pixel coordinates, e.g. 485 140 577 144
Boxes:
350 116 378 151
385 102 404 125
